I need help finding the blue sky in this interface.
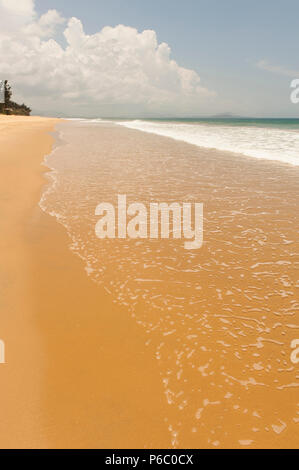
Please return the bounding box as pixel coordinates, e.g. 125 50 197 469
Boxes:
2 0 299 117
34 0 299 117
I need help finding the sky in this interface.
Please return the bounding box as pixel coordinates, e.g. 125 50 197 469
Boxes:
1 0 299 117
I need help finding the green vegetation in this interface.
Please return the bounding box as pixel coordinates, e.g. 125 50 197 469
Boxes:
0 81 31 116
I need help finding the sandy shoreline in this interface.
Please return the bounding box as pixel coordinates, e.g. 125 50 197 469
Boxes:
39 119 299 449
0 116 170 448
0 116 298 449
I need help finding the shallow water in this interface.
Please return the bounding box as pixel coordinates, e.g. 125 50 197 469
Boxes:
40 120 299 448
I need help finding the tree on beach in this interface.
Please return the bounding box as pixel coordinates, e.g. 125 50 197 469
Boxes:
4 80 12 104
0 80 11 113
0 80 31 116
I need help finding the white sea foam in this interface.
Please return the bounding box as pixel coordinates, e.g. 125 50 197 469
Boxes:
117 120 299 166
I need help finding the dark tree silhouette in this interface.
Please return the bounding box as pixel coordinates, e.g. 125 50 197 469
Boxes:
5 80 12 104
0 80 31 116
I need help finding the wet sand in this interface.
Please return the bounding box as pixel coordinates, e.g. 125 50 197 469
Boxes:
0 116 169 448
0 116 298 449
40 120 299 448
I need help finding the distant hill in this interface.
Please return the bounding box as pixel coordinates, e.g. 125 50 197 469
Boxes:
210 113 245 119
0 81 31 116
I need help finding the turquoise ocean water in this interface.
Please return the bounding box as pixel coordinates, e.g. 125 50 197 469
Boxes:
113 118 299 165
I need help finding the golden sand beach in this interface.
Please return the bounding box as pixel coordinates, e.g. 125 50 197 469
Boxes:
0 116 298 449
0 116 170 449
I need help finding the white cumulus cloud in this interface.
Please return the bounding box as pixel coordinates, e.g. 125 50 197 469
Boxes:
0 0 35 31
0 0 214 116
